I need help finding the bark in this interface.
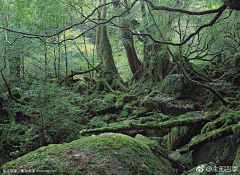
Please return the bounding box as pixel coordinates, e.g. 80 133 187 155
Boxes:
96 0 118 83
222 0 240 10
120 18 142 80
141 2 170 82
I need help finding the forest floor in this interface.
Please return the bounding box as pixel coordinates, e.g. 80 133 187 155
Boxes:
0 73 240 174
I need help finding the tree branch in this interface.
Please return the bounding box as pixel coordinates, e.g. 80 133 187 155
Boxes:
145 0 226 15
59 63 102 85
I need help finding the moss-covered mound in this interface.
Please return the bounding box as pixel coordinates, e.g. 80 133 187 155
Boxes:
1 133 175 175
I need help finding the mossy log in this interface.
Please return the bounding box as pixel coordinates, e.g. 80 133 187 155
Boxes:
80 112 221 136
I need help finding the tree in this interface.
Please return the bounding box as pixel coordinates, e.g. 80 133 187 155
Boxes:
96 0 119 82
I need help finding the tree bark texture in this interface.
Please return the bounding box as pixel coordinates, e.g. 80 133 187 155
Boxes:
120 18 142 79
96 0 118 83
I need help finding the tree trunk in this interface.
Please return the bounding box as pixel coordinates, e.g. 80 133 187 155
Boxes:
120 18 142 80
96 0 118 83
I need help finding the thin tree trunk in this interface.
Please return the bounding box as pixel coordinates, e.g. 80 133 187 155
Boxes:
64 32 68 77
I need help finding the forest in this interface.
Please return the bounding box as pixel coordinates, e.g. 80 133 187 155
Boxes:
0 0 240 174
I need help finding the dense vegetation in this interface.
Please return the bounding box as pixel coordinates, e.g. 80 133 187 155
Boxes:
0 0 240 174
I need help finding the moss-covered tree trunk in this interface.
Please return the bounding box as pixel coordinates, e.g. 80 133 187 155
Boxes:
143 41 170 82
140 2 170 83
96 0 118 84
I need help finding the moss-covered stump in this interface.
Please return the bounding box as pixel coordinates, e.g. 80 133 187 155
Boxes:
159 74 185 98
1 133 175 175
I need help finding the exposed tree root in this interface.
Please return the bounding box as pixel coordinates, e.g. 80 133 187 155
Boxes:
80 111 221 136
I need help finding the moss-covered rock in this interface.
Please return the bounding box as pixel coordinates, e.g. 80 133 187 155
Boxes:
142 91 174 111
158 74 195 99
1 133 175 175
191 135 239 167
87 99 115 115
142 91 194 116
162 99 195 116
123 94 137 103
119 104 132 118
201 110 240 134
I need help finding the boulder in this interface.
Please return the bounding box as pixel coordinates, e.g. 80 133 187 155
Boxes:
1 133 175 175
142 91 194 116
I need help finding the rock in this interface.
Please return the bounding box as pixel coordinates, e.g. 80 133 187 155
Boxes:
192 135 239 167
142 91 174 111
1 133 175 175
142 91 194 116
88 99 115 115
162 99 195 116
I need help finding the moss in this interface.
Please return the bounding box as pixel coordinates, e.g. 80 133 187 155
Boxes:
165 126 190 150
115 98 124 110
141 91 174 111
73 80 87 93
10 87 22 99
103 93 116 102
233 147 240 168
87 99 115 115
103 114 117 123
178 125 234 154
80 111 221 137
201 110 240 134
115 93 126 110
190 135 239 167
232 123 240 138
2 133 175 175
122 94 137 103
135 107 147 118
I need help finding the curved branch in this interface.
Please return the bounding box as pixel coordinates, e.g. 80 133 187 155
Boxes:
0 0 138 45
108 4 227 46
144 0 226 15
0 0 119 38
59 63 102 85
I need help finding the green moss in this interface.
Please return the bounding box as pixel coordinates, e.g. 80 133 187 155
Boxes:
232 123 240 138
87 99 115 115
122 94 137 103
103 93 116 102
2 133 175 175
103 114 117 123
233 147 240 168
73 80 87 93
201 110 240 134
